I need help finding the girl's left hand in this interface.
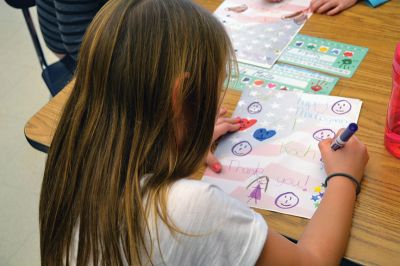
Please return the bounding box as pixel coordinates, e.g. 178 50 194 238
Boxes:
206 107 241 173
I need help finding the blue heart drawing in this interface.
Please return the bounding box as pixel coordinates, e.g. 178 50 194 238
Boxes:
253 128 276 141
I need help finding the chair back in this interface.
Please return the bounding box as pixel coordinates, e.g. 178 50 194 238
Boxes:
5 0 35 9
42 55 75 96
5 0 75 96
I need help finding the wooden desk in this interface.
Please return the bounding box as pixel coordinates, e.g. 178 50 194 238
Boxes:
25 1 400 265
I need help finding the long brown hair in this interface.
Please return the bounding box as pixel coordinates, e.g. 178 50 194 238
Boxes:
39 0 234 265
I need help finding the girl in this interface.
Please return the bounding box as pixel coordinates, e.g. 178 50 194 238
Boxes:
39 0 369 265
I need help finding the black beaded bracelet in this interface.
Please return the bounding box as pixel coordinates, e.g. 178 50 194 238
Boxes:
324 173 361 196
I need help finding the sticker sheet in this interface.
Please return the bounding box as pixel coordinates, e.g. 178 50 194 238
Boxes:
202 88 362 219
228 62 339 94
214 0 311 68
279 34 368 78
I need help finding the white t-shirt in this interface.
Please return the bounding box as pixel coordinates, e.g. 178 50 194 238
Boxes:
144 179 268 265
70 179 268 265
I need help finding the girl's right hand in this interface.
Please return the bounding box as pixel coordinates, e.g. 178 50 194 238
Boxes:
318 129 369 183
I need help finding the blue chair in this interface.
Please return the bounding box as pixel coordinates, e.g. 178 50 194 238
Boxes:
5 0 75 96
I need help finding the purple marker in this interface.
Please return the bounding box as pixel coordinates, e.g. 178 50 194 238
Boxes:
331 123 358 151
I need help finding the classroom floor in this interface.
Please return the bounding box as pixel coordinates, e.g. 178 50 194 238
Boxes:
0 3 58 265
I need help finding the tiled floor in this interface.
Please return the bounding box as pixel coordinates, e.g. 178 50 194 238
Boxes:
0 2 58 265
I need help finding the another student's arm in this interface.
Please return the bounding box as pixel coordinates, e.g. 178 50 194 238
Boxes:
310 0 358 15
256 131 369 265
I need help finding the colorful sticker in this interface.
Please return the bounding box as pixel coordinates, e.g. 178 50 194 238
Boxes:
239 118 257 131
318 46 329 53
306 43 317 50
311 80 327 92
343 51 354 57
253 128 276 141
253 79 264 86
329 48 341 56
295 41 304 47
310 183 326 208
241 77 251 83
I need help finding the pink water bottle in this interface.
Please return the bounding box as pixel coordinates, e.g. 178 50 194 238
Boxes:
385 43 400 158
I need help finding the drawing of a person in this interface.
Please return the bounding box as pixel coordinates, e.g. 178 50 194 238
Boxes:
247 176 270 204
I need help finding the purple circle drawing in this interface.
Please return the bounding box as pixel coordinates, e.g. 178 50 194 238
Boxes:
231 141 252 156
313 128 335 141
274 192 300 209
247 102 262 114
331 100 352 115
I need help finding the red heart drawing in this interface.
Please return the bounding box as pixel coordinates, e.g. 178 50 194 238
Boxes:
267 83 276 89
239 119 257 131
311 85 322 92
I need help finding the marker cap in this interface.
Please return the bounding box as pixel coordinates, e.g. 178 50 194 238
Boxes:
340 123 358 142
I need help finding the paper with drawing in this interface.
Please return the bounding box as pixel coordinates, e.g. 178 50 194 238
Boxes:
214 0 311 68
202 88 362 219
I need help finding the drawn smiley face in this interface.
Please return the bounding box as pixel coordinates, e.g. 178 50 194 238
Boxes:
313 128 335 141
231 141 252 156
274 192 299 209
247 102 262 114
331 100 352 115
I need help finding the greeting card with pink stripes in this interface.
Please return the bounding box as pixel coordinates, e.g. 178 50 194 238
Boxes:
202 87 362 218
